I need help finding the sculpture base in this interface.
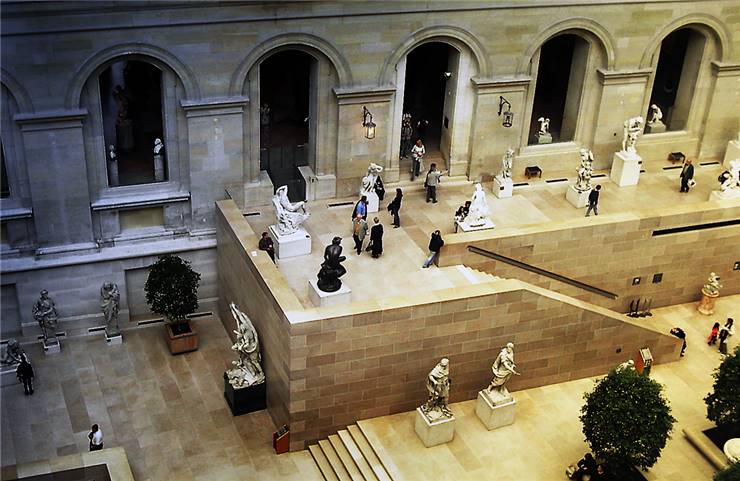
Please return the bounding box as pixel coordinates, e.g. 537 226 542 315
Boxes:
105 332 123 345
536 133 552 144
493 176 513 199
724 140 740 168
154 154 165 182
709 189 740 201
566 185 591 208
224 372 266 416
644 122 666 134
456 218 495 232
268 225 311 259
308 279 351 307
475 391 516 430
43 338 60 354
414 407 454 447
610 151 641 187
364 191 380 214
698 288 719 315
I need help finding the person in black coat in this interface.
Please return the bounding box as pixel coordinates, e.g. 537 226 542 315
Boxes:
16 354 34 395
422 230 444 268
679 159 694 192
374 176 385 201
670 327 687 356
586 184 601 217
366 217 384 258
386 188 403 228
351 196 368 220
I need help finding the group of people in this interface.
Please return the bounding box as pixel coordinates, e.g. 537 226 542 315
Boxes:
566 453 611 481
707 318 734 355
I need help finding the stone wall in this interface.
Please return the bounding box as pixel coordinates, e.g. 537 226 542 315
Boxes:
439 199 740 312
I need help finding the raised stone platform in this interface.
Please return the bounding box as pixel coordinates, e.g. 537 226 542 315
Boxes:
308 280 351 307
493 176 513 199
106 333 123 345
610 151 641 187
475 390 516 430
268 225 311 259
414 408 454 447
456 218 495 232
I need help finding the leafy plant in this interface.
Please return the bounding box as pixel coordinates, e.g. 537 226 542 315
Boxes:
580 368 676 473
705 346 740 429
144 254 201 323
714 462 740 481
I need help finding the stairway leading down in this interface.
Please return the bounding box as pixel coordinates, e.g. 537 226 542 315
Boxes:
308 423 398 481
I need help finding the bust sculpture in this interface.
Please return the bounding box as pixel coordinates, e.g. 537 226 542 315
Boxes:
153 138 164 155
272 185 310 236
703 272 723 296
718 159 740 195
574 149 594 193
621 116 644 155
0 339 25 366
486 342 520 404
316 237 347 292
465 183 491 227
226 303 265 388
32 290 58 343
501 148 514 179
361 163 384 195
100 282 121 337
421 358 453 421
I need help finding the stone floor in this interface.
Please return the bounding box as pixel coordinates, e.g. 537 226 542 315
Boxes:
245 162 726 307
359 294 739 481
0 318 322 481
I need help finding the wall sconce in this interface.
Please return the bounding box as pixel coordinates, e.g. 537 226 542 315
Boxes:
498 96 514 128
362 106 376 140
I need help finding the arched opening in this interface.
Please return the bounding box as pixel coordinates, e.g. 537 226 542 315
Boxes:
528 34 590 145
646 28 706 132
98 60 166 186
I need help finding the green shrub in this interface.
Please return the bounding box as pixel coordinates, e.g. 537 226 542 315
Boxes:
714 462 740 481
705 346 740 429
144 254 201 323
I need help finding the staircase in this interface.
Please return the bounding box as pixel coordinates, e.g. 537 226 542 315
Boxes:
456 265 501 284
308 424 397 481
390 151 469 193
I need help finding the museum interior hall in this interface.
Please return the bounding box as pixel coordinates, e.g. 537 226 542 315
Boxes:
1 2 740 481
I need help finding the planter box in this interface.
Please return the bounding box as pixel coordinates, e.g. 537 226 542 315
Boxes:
165 320 198 355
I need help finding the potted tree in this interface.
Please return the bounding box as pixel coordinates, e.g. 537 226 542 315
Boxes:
144 254 201 354
704 346 740 452
580 368 676 480
714 462 740 481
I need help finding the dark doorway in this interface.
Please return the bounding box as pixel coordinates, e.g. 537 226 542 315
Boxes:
1 141 9 198
260 50 312 202
99 60 165 186
403 42 449 155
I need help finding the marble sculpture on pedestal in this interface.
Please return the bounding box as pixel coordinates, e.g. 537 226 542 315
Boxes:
465 183 491 227
361 163 384 195
316 236 347 292
421 358 453 421
272 185 310 235
226 303 265 388
501 148 514 179
718 159 740 196
537 117 550 136
704 272 723 296
100 282 121 337
486 342 520 405
32 290 58 344
0 339 25 366
647 104 664 127
621 116 644 155
574 149 594 193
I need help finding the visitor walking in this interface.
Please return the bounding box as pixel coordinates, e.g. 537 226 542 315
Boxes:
352 195 368 220
679 159 695 193
422 230 444 268
718 327 730 355
366 217 384 258
707 321 720 345
352 215 368 255
670 327 687 357
585 184 601 216
724 318 735 336
411 139 425 181
386 188 403 228
258 231 275 262
88 424 104 451
424 163 446 204
16 354 34 395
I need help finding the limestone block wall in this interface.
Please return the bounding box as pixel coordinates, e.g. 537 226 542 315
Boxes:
439 199 740 312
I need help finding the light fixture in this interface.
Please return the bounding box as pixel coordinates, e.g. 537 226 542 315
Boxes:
362 106 376 140
443 71 452 79
498 96 514 128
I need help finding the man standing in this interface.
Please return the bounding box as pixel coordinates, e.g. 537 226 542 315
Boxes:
425 163 446 203
88 424 104 451
351 195 368 220
411 139 425 181
670 327 687 357
258 232 275 262
679 159 694 193
386 188 403 228
367 217 384 258
16 354 34 395
352 214 368 255
585 184 602 217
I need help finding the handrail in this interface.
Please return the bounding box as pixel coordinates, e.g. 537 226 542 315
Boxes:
467 245 618 299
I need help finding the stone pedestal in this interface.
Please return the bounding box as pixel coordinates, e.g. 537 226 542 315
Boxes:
724 140 740 168
536 133 552 144
224 373 266 416
107 160 119 187
456 218 495 232
698 288 719 315
308 280 351 307
105 332 123 345
610 151 641 187
43 338 60 354
364 191 380 213
268 225 311 259
475 390 516 430
566 185 591 208
709 189 740 202
493 176 513 199
644 122 666 134
414 408 454 447
154 154 165 182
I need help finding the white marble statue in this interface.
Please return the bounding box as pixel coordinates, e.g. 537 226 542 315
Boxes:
718 159 740 195
361 162 384 195
537 117 550 135
648 104 664 125
226 303 265 388
574 149 594 193
501 148 514 179
615 359 636 373
486 343 520 404
153 138 164 155
465 183 491 227
704 272 723 296
272 185 310 236
621 116 644 155
421 358 453 421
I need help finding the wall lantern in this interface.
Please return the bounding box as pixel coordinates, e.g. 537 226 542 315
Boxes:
362 106 376 140
498 96 514 128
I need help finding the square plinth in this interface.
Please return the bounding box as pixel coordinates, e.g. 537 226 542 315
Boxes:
610 151 641 187
105 333 123 345
724 140 740 167
308 279 352 307
475 390 516 430
644 122 666 134
566 185 591 208
493 176 513 199
43 339 61 355
364 191 380 213
224 373 266 416
268 225 311 259
456 218 495 232
414 408 455 447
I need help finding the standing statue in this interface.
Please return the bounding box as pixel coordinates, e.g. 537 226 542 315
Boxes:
704 272 723 296
486 343 520 404
621 116 644 155
361 163 384 196
316 237 347 292
272 185 310 236
226 303 265 388
501 148 514 179
421 358 453 421
574 149 594 193
717 159 740 195
100 282 121 337
0 339 26 366
400 113 414 159
32 290 58 343
153 138 164 155
107 144 119 187
465 183 491 227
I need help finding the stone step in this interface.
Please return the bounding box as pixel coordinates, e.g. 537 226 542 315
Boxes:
347 425 393 481
328 434 365 481
309 444 340 481
338 429 379 481
319 439 353 481
471 267 501 282
356 421 404 481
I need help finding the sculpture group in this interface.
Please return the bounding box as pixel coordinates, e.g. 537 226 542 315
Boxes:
226 303 265 388
272 185 310 236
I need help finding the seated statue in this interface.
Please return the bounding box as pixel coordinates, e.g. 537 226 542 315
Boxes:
486 342 520 404
421 358 453 420
272 185 310 236
317 237 347 292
